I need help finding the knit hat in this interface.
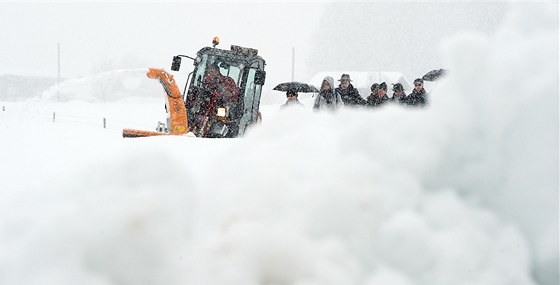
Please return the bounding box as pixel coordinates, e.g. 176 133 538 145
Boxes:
322 76 335 90
392 83 404 92
378 82 387 90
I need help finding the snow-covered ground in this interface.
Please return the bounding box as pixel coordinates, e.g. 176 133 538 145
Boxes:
0 4 558 285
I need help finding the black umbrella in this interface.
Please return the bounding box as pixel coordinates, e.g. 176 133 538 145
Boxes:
422 69 447 81
273 82 319 93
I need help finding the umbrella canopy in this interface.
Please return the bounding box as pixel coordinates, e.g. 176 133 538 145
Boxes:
422 69 447 81
273 82 319 93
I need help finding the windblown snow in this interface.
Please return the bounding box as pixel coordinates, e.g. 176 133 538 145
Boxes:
0 4 557 285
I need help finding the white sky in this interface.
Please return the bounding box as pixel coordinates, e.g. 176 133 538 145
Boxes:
0 1 553 85
0 2 323 81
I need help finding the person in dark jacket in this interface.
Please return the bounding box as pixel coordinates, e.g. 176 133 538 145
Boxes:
407 78 427 106
390 83 407 104
335 74 366 106
367 82 389 108
366 83 378 103
280 89 304 109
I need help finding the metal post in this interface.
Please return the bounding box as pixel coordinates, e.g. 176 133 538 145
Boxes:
103 117 106 129
52 112 56 122
291 47 295 81
57 42 60 103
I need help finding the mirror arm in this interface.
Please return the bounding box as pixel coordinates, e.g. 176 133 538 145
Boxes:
172 55 196 71
177 55 195 61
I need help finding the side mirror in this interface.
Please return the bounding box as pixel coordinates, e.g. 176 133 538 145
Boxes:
171 56 182 71
255 70 266 85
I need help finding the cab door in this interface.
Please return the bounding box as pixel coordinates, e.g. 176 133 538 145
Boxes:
238 62 264 135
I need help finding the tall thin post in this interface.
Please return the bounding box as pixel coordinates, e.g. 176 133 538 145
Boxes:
291 47 295 81
57 42 60 103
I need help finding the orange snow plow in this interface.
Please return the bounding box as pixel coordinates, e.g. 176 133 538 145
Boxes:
123 38 266 138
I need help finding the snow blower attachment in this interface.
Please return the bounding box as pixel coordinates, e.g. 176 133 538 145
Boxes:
122 37 267 138
122 68 188 138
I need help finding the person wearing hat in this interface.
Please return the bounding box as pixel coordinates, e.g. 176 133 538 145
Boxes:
390 83 407 104
280 89 304 109
406 78 427 106
335 74 366 107
366 82 389 108
366 83 378 105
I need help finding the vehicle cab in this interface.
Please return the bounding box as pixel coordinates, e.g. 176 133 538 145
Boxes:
172 40 266 138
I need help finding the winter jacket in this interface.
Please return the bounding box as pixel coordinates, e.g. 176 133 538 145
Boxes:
406 88 427 106
336 84 366 106
390 93 408 104
366 93 390 108
313 76 343 111
281 99 305 109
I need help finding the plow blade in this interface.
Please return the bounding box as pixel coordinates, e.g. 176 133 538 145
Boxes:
122 128 169 138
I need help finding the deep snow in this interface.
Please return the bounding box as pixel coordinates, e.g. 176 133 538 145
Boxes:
0 3 557 285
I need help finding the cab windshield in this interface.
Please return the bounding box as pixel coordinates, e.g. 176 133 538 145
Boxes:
192 55 244 88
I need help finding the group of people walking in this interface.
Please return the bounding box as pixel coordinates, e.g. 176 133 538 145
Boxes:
281 73 427 110
363 77 427 108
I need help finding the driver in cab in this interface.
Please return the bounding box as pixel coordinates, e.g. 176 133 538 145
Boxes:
196 63 241 137
204 63 239 107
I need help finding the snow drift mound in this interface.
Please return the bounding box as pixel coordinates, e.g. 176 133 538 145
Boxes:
194 106 534 284
0 149 196 285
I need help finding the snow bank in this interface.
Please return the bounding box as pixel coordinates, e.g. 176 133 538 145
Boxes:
437 4 559 283
193 104 537 284
0 3 557 285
